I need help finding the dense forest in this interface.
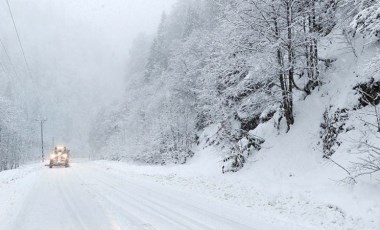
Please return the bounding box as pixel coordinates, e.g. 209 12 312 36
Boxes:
88 0 380 178
0 48 38 171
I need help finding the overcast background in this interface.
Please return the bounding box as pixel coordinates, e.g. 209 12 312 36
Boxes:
0 0 176 155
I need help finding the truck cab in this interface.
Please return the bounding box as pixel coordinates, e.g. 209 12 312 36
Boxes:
49 145 70 168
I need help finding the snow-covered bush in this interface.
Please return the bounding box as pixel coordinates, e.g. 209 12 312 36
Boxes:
354 78 380 107
351 1 380 39
347 64 380 180
320 107 349 157
222 134 264 173
351 136 380 179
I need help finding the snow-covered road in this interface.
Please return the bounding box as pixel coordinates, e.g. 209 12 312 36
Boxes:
0 161 309 230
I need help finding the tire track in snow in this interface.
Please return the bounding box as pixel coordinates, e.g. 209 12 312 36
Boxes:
83 165 256 230
92 163 316 230
92 175 213 230
77 167 205 229
73 167 157 230
56 173 87 230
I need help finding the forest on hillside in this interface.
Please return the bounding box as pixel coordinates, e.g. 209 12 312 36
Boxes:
87 0 380 177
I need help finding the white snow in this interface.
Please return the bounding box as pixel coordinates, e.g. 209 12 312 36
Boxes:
0 160 315 230
1 156 378 230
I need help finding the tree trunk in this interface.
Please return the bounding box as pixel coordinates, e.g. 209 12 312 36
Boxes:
310 0 319 83
285 0 295 130
273 2 294 132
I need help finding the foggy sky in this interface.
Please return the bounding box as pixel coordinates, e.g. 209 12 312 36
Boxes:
0 0 176 155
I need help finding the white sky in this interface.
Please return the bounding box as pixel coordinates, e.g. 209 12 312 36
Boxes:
0 0 176 153
2 0 176 93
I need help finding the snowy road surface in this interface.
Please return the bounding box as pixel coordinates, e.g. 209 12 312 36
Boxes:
0 161 310 230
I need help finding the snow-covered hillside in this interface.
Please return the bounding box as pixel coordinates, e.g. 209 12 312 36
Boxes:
186 28 380 229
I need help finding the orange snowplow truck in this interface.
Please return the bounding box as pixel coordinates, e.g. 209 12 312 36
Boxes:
49 146 70 168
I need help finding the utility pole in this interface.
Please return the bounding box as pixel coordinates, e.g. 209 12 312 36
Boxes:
36 119 47 162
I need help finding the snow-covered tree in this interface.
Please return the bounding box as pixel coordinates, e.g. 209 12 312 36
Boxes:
351 1 380 39
90 0 339 166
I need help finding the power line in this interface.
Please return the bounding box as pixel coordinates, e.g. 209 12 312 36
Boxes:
5 0 33 79
0 60 6 74
0 37 21 80
0 36 31 106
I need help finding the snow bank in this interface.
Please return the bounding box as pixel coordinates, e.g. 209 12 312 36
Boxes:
0 164 42 229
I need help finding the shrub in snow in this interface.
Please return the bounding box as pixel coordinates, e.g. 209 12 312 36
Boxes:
222 154 246 173
320 107 349 157
351 138 380 180
354 77 380 107
161 149 195 165
354 77 380 132
222 135 264 173
347 78 380 180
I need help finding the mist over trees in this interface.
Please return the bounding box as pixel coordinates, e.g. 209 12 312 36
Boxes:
0 57 38 171
89 0 358 164
91 0 380 165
